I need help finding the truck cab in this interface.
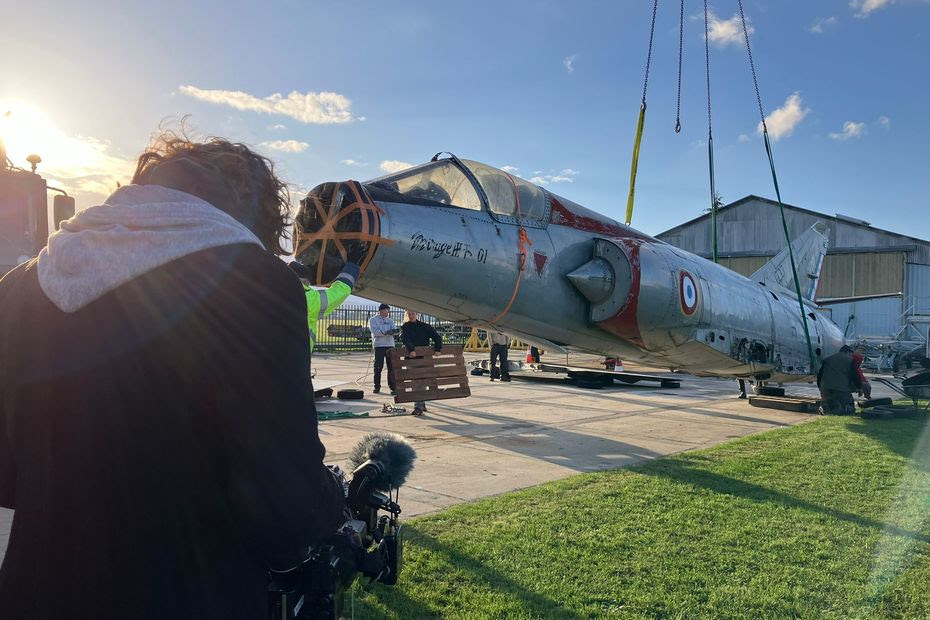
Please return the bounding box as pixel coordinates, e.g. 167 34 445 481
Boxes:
1 149 75 276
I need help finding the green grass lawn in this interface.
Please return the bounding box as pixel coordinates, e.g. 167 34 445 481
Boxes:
353 414 930 619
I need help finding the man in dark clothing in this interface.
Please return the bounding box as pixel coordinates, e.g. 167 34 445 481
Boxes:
0 135 346 619
400 309 442 415
529 346 541 363
488 330 511 382
817 345 862 415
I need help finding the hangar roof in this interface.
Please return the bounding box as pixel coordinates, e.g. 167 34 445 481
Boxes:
657 195 930 256
656 194 930 249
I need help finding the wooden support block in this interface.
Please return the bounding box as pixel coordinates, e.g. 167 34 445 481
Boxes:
748 395 821 413
390 345 471 403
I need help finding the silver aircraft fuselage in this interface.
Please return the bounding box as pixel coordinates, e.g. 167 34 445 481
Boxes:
295 156 843 382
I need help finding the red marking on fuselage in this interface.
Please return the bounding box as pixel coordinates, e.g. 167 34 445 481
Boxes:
548 196 654 242
533 251 548 275
595 238 644 347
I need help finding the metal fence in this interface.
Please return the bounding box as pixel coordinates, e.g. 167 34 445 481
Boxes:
316 304 473 352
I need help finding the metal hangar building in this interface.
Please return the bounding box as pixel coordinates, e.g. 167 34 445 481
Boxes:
656 195 930 354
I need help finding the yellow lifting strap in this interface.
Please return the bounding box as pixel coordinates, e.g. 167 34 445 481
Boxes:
625 103 647 226
625 0 660 227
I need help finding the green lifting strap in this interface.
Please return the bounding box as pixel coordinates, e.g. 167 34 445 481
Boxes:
737 0 817 372
703 0 719 263
708 137 718 263
763 130 817 371
318 410 370 421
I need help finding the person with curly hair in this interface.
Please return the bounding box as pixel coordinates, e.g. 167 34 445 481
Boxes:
0 130 346 619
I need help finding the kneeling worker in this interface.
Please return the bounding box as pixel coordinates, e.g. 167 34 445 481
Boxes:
817 345 862 414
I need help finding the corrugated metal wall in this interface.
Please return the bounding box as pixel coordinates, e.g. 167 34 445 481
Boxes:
714 253 906 297
717 256 770 276
907 264 930 314
817 252 905 297
820 297 904 339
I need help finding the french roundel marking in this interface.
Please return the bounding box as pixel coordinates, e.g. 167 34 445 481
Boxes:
680 272 698 315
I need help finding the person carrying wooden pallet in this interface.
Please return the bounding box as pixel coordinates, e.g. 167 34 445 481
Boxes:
400 309 443 415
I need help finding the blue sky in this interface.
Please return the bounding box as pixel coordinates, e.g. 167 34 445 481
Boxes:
2 0 928 240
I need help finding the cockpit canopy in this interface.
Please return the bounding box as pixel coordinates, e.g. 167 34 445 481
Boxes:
368 157 548 221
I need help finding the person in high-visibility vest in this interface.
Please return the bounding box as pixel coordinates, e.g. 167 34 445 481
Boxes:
288 261 359 352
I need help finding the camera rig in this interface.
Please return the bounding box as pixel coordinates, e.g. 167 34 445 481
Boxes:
269 433 414 619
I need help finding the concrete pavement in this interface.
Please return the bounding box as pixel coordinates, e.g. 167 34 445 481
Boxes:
4 350 883 563
312 351 822 517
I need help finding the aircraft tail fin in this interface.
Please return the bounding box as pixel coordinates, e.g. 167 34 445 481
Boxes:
749 222 829 300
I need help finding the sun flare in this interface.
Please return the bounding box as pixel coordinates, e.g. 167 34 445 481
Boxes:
1 102 65 168
1 100 134 203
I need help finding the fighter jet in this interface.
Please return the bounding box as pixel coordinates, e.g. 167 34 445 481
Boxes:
294 153 850 383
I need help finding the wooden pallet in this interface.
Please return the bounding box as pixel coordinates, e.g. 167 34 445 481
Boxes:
748 395 821 413
390 345 471 404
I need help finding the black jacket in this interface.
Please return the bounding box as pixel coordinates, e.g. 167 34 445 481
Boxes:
0 244 344 619
400 320 442 352
817 350 862 392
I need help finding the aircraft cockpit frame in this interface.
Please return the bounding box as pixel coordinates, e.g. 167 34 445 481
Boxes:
367 154 551 230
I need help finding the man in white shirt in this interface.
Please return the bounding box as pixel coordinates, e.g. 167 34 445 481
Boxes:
369 303 398 394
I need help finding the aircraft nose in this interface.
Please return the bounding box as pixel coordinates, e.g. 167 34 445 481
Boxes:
292 181 382 285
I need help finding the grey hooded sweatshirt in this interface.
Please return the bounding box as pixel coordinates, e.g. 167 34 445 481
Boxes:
0 185 344 620
37 184 263 312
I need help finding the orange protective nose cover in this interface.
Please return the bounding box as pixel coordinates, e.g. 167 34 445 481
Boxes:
292 180 386 285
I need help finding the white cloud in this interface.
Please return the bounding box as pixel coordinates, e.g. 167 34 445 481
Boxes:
179 85 357 124
852 0 930 17
42 146 135 201
340 159 367 166
707 11 753 47
809 16 837 33
738 133 752 143
829 121 866 140
757 92 809 141
380 160 414 174
878 115 891 128
500 165 520 174
259 139 309 153
851 0 892 17
563 54 577 74
528 168 579 185
271 124 286 130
